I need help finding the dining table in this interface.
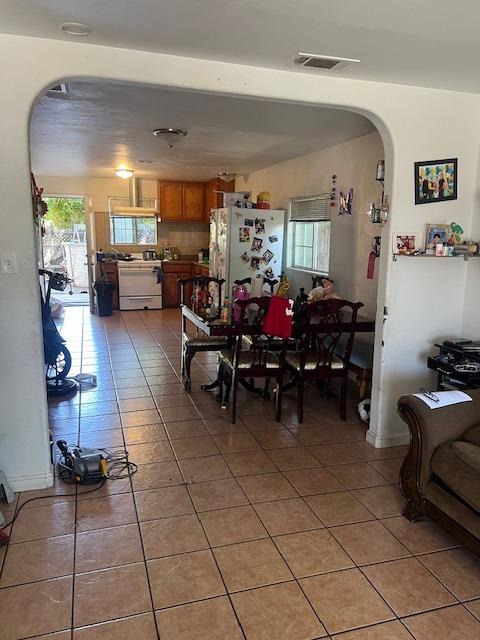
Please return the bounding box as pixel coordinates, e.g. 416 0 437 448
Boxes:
181 302 376 399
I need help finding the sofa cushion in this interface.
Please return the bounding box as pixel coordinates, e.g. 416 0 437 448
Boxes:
463 424 480 447
431 440 480 512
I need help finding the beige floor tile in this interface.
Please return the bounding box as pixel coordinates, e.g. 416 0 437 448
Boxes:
10 501 75 543
300 568 395 635
0 576 72 640
290 427 339 445
466 599 480 619
79 428 125 449
267 447 320 471
160 405 201 422
131 461 183 491
368 458 403 484
74 564 151 627
123 423 167 444
148 549 225 609
188 478 248 512
117 396 156 412
213 432 262 454
16 481 74 510
165 419 209 439
75 524 143 572
252 430 300 449
76 493 137 532
31 631 71 639
232 581 327 640
419 548 480 600
381 515 461 555
204 417 248 434
135 485 194 521
120 409 162 427
141 514 208 559
242 415 287 431
328 424 368 442
308 443 361 466
305 491 375 526
0 535 74 586
179 455 232 482
156 596 244 640
333 620 413 639
330 520 411 565
115 386 151 400
284 467 344 496
352 485 405 518
328 463 387 489
362 557 457 617
73 612 158 639
254 498 323 535
199 505 268 547
127 441 174 464
347 441 401 461
213 538 292 592
402 604 480 639
237 473 298 503
223 451 277 476
274 529 354 577
171 435 220 459
154 393 195 408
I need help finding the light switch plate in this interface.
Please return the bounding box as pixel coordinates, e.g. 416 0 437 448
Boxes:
0 251 17 274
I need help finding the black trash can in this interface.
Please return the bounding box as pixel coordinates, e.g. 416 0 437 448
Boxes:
94 281 115 317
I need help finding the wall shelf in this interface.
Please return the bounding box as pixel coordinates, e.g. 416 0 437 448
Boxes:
392 253 480 262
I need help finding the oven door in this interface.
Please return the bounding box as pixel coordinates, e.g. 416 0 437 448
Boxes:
118 267 161 297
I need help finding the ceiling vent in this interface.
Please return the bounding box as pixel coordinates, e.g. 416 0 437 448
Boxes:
48 83 70 95
292 53 359 72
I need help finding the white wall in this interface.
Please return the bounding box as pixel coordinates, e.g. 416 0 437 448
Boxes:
236 132 384 319
1 34 480 491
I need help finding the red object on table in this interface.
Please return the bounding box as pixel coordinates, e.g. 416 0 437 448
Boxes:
263 295 294 338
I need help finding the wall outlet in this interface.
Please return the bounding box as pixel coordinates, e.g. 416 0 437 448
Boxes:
0 251 17 274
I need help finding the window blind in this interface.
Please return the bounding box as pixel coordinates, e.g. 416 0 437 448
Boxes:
289 194 331 222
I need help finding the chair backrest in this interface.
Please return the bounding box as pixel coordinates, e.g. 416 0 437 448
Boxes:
233 277 278 294
233 296 287 370
297 298 364 371
178 276 225 320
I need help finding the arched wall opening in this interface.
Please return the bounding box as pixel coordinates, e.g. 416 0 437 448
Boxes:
1 34 477 491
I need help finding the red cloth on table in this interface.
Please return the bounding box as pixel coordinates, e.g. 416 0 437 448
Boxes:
263 296 294 338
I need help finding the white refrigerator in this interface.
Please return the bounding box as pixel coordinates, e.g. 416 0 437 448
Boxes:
209 207 285 299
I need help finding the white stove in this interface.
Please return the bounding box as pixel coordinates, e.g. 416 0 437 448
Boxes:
117 259 163 310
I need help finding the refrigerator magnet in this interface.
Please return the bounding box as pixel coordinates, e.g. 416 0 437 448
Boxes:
264 267 274 279
255 218 266 234
251 237 263 252
268 234 278 243
244 218 254 226
241 251 250 263
250 257 261 270
239 227 250 243
263 249 274 264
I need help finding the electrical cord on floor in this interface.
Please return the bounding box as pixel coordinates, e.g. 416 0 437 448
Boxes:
1 446 137 531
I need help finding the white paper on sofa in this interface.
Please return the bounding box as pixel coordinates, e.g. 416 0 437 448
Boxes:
414 390 473 410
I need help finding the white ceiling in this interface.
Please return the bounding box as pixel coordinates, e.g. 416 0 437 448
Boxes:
2 0 480 93
30 81 375 180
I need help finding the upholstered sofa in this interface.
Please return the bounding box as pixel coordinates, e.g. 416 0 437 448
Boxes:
398 390 480 556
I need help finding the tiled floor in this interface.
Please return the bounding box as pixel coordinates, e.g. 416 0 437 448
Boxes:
1 307 480 639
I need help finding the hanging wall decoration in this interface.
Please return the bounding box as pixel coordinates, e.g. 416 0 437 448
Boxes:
330 174 337 208
414 158 457 204
339 187 354 215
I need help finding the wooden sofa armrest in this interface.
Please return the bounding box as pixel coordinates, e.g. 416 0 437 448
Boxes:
398 390 480 521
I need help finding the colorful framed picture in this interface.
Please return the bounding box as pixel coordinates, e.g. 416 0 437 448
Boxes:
424 224 450 249
414 158 457 204
393 233 417 255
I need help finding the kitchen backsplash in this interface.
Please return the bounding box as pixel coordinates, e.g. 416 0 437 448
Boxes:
94 211 210 255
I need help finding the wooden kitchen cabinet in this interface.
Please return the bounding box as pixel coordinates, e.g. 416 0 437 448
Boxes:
205 178 235 219
102 262 119 310
162 262 192 307
158 180 207 222
192 263 210 277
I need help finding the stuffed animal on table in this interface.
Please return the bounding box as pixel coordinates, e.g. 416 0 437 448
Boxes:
275 272 291 297
307 277 340 302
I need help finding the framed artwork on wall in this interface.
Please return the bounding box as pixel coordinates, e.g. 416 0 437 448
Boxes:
414 158 457 205
424 224 451 249
393 233 417 254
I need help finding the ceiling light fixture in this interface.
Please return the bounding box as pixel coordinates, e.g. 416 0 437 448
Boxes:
115 168 134 179
60 22 91 36
218 172 237 182
153 128 188 149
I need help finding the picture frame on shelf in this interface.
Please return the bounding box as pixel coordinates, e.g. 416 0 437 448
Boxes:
393 233 417 255
424 224 451 249
414 158 457 205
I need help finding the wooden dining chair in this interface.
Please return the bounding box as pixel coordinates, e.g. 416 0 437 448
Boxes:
286 298 364 422
218 297 288 423
179 275 226 391
233 277 279 294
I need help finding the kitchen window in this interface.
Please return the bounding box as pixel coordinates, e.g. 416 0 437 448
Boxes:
288 194 331 274
110 215 157 245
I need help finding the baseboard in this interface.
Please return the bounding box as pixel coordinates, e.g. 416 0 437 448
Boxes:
6 468 54 493
366 429 410 448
